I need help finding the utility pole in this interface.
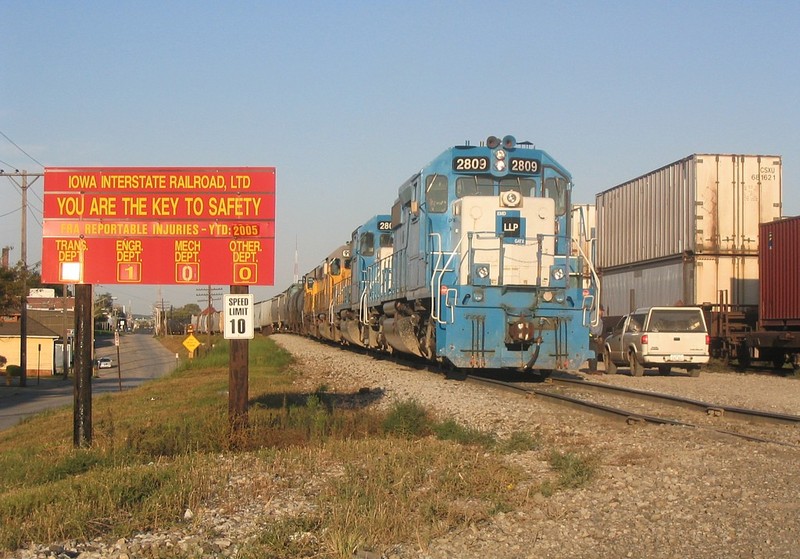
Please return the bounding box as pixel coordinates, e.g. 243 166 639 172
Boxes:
20 171 27 386
196 285 222 353
1 170 43 386
207 286 212 352
62 287 70 378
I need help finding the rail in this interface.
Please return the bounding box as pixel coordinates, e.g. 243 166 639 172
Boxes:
465 374 799 446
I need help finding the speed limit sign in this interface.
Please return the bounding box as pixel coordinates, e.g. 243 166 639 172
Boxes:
223 294 254 340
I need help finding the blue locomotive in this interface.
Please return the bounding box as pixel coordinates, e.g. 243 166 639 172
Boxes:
259 135 599 375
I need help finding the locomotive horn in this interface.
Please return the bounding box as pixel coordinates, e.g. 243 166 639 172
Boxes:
502 135 516 149
486 136 501 148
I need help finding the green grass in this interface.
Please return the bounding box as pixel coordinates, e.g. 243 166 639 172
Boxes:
0 335 599 556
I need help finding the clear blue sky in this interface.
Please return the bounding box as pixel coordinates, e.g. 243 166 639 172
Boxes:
2 1 799 312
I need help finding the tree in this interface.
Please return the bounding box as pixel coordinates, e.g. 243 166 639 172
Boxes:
0 262 47 315
170 304 200 326
94 292 115 320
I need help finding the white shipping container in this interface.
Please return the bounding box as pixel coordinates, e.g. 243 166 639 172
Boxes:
599 254 759 317
596 154 782 269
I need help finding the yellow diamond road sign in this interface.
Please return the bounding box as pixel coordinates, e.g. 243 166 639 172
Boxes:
182 334 201 353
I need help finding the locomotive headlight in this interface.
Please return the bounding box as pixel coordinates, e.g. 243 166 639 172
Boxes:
542 291 554 302
495 149 506 161
476 265 490 279
473 289 484 302
495 160 506 172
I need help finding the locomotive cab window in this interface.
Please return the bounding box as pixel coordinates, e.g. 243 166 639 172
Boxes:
328 258 341 276
425 174 449 213
499 177 535 197
360 232 375 256
456 176 494 197
380 233 393 248
543 176 568 216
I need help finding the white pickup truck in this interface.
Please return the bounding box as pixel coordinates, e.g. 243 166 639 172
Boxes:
602 306 710 376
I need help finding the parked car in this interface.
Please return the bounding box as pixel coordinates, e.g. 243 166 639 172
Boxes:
602 306 709 376
96 357 113 369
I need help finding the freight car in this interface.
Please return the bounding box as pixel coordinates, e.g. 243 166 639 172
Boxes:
591 153 798 370
595 153 781 316
737 216 800 369
259 135 600 375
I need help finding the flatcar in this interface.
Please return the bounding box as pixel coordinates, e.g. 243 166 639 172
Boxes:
261 135 600 375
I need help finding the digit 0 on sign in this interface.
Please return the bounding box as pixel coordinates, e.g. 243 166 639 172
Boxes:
233 263 257 284
175 263 200 283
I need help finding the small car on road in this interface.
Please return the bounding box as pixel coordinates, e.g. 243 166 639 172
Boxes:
603 306 709 376
96 357 113 369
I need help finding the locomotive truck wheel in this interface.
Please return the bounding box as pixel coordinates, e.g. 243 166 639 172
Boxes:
603 348 617 375
629 352 644 377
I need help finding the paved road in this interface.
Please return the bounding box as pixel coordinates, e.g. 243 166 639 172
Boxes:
0 332 178 431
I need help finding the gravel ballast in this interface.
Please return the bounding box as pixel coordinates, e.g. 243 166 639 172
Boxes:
5 334 799 559
277 335 800 559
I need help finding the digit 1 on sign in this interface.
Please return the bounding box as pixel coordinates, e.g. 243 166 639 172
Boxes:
117 262 142 283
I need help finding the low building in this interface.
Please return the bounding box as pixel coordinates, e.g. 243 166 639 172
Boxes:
0 316 60 377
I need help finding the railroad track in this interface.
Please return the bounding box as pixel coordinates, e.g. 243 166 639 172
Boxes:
465 374 800 447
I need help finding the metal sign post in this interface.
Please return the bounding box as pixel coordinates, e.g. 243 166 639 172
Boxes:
114 330 122 392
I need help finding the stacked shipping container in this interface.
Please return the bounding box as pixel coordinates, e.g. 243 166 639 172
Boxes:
759 215 800 325
595 154 782 316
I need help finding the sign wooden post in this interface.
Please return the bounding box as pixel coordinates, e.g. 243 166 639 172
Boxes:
227 285 249 438
73 284 93 448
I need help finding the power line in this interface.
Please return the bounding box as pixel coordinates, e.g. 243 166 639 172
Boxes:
0 130 45 169
0 157 19 170
0 206 22 219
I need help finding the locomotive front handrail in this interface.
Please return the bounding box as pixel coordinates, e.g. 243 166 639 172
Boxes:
571 238 600 327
